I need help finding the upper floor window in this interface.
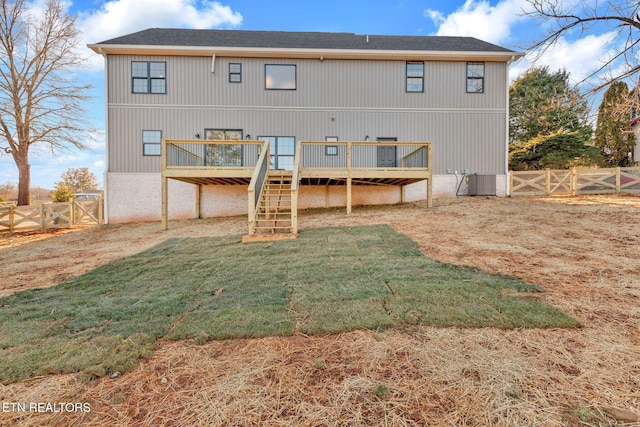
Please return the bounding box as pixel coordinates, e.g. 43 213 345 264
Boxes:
132 61 166 94
406 61 424 92
467 62 485 93
265 64 296 90
229 63 242 83
142 130 162 156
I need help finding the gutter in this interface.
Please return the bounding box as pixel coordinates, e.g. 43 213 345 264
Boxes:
87 43 525 62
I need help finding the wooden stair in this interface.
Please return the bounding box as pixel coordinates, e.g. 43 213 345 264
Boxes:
243 172 297 242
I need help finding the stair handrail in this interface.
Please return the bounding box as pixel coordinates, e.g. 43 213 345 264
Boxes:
290 140 302 234
247 141 270 234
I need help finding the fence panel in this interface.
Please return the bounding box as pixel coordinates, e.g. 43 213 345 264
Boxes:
619 168 640 194
74 199 102 225
548 170 573 195
7 205 42 231
42 202 72 229
0 198 103 233
575 169 617 195
510 171 548 196
511 167 640 197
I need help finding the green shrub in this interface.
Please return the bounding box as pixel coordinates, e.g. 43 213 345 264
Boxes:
50 185 75 202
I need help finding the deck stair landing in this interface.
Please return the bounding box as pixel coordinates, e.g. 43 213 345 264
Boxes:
243 171 297 242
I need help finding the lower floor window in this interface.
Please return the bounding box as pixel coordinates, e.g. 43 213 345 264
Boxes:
204 129 243 166
142 130 161 156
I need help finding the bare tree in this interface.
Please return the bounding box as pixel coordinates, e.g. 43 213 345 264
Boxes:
57 167 98 193
30 185 51 201
524 0 640 94
0 0 92 205
0 179 16 201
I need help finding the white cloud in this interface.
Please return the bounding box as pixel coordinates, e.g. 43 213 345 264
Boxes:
511 31 619 86
426 0 624 94
425 0 530 45
77 0 242 70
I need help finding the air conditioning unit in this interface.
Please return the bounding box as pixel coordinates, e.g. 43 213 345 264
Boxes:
467 174 496 196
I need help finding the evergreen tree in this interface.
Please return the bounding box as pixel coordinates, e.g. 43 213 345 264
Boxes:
50 184 74 203
509 67 596 170
509 130 602 170
509 67 590 144
594 81 636 167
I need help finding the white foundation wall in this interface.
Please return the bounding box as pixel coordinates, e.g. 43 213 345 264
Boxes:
106 173 196 223
105 173 508 223
438 174 508 197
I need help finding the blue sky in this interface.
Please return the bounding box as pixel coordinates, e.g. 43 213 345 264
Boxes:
0 0 620 190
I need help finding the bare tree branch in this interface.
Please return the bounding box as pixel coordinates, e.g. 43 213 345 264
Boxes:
523 0 640 97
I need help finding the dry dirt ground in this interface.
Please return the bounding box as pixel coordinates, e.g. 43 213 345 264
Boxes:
1 196 639 426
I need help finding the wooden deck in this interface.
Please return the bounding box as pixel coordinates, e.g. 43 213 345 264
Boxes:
161 139 432 233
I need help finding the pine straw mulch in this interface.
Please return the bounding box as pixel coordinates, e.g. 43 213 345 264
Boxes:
1 195 639 426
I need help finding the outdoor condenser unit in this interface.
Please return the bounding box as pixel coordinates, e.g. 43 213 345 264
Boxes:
466 174 496 196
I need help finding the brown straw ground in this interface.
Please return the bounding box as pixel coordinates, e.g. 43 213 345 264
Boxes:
1 195 639 426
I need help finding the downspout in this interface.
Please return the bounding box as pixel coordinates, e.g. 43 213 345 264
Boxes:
505 55 516 197
100 48 110 223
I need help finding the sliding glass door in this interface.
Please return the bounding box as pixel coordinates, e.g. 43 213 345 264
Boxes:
259 136 295 170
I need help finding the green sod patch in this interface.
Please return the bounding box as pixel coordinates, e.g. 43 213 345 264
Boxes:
0 225 578 383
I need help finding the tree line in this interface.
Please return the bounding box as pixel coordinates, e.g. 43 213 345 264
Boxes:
0 167 99 203
508 67 638 170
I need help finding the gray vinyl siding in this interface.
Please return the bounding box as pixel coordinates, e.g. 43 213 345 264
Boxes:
107 54 509 175
107 55 506 109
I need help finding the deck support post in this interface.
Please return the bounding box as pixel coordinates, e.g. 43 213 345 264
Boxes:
161 138 169 230
347 177 352 214
346 141 352 214
401 185 406 204
426 143 433 208
195 184 201 219
161 175 168 230
325 185 330 208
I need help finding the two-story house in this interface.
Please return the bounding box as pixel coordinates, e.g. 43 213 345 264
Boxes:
88 28 522 228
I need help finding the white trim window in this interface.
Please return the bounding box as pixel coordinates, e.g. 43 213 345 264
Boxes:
229 63 242 83
467 62 485 93
265 64 296 90
142 130 162 156
132 61 166 94
406 61 424 92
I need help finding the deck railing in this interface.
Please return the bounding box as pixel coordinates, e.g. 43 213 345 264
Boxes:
401 145 429 168
163 139 431 172
163 139 265 172
300 141 431 171
247 141 270 235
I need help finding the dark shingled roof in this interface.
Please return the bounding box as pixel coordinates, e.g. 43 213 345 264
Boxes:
96 28 516 53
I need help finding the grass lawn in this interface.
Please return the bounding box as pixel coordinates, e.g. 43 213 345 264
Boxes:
0 225 578 383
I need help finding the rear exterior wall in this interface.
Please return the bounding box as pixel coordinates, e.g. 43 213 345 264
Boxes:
106 55 509 176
